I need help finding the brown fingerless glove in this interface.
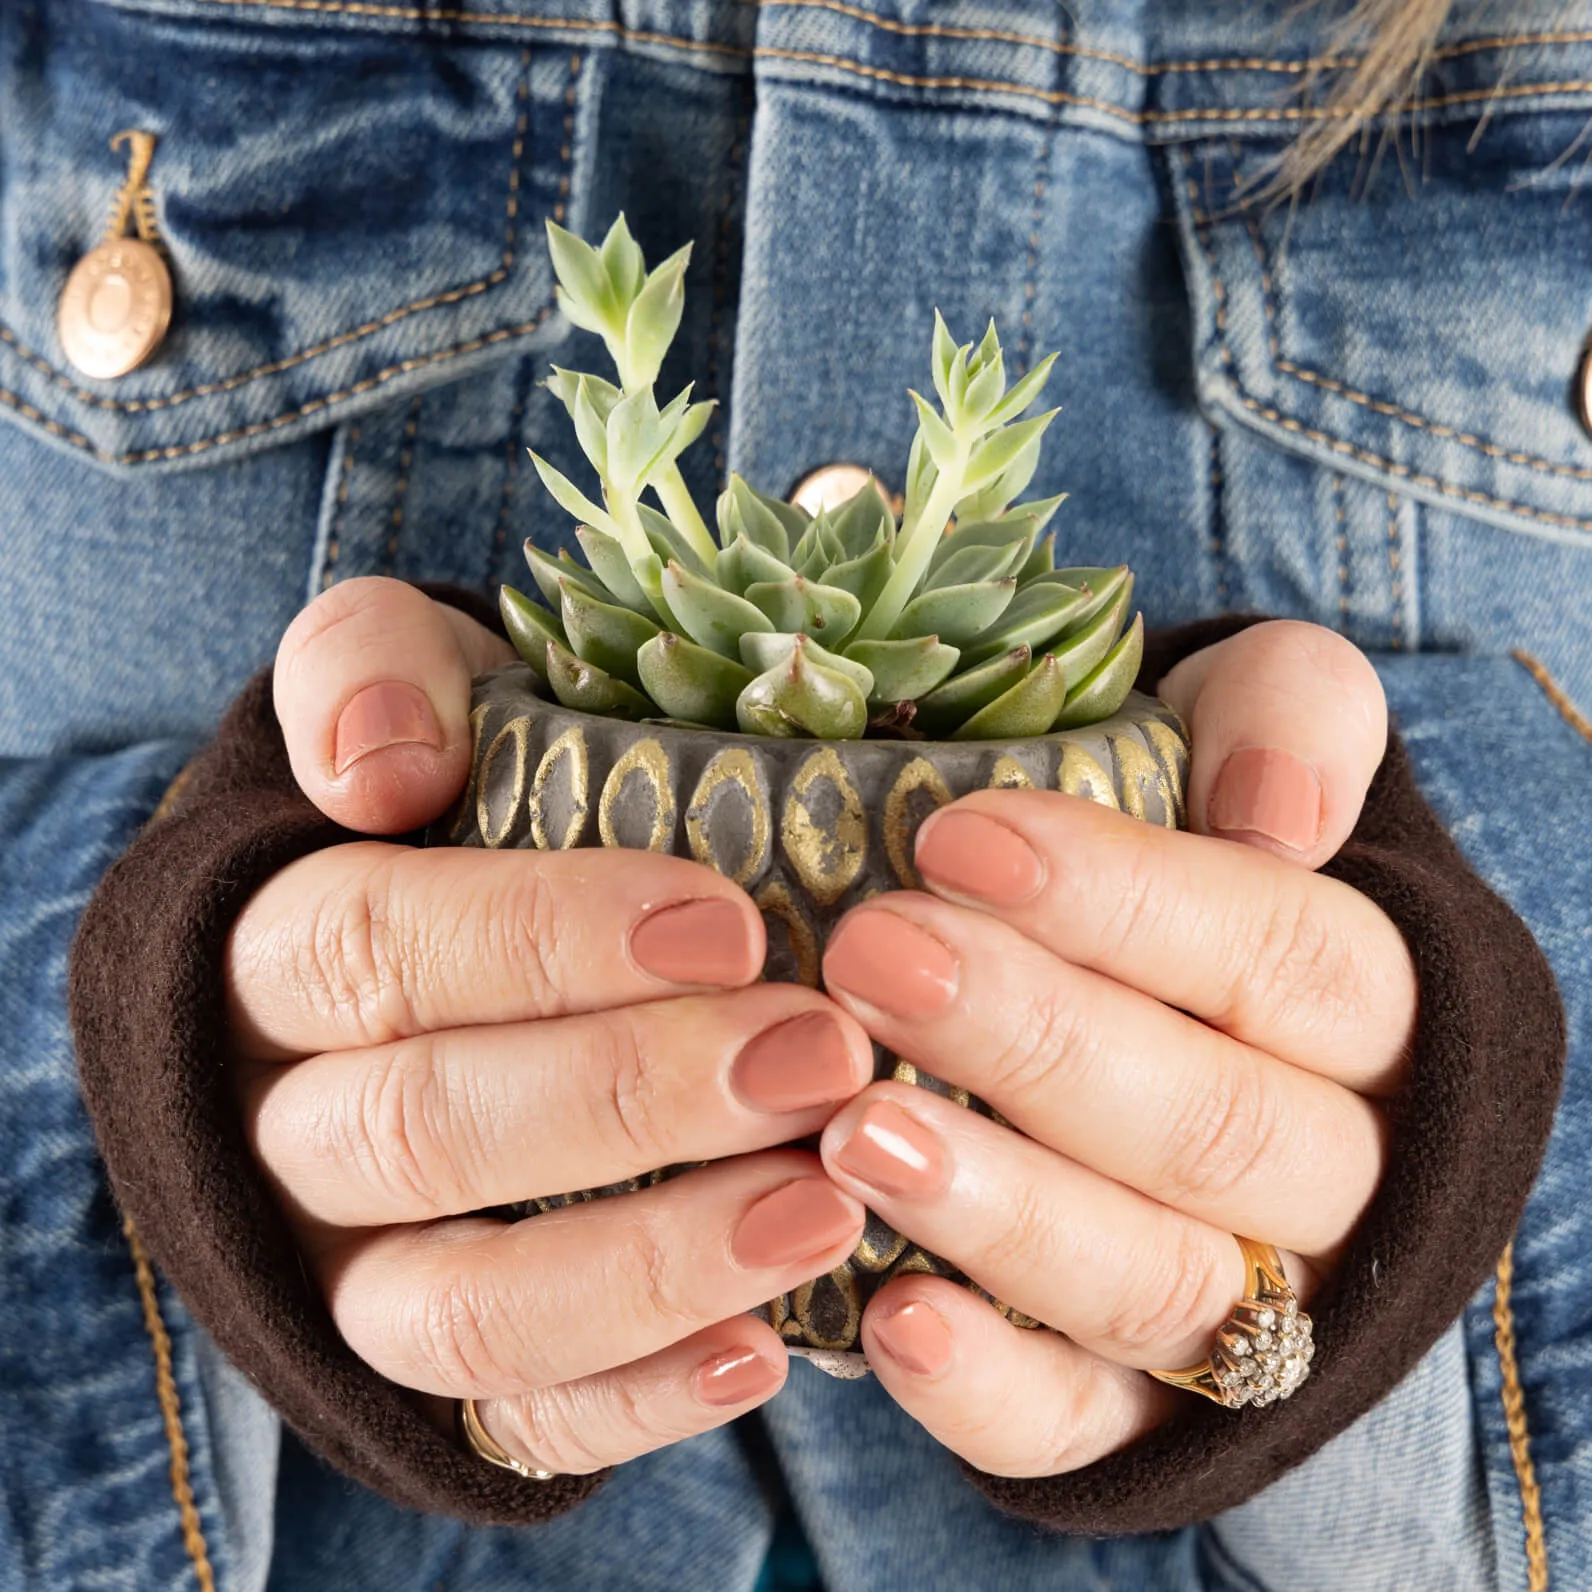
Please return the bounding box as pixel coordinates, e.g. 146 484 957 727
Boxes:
67 607 1565 1530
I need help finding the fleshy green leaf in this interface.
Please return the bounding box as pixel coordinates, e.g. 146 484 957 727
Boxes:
560 579 660 690
930 310 958 413
600 213 647 307
960 350 1006 425
661 559 774 657
909 390 959 471
716 474 794 560
1046 566 1133 633
571 375 611 476
912 646 1032 737
736 637 868 739
639 502 712 579
910 647 1030 736
499 585 565 681
955 429 1044 521
546 221 618 334
717 534 795 597
545 640 654 719
636 632 753 729
575 525 659 619
1048 582 1135 692
972 319 1002 372
739 631 873 696
1053 613 1144 729
843 637 960 704
1018 531 1056 582
622 243 692 389
545 366 621 422
823 530 894 614
960 410 1057 496
928 515 1037 575
891 578 1017 644
958 580 1093 668
528 451 620 539
828 483 894 562
744 577 862 644
524 541 612 610
950 652 1069 740
925 539 1029 591
983 352 1058 429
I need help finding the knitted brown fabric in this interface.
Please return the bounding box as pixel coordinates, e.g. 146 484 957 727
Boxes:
66 607 1565 1531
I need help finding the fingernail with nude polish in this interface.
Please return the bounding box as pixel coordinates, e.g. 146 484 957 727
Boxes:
1208 747 1323 854
694 1345 784 1408
732 1179 861 1270
914 810 1044 905
731 1012 860 1113
832 1099 946 1199
871 1300 954 1376
631 899 756 987
822 911 958 1018
332 682 443 776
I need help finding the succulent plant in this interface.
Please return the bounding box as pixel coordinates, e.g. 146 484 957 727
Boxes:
501 215 1143 741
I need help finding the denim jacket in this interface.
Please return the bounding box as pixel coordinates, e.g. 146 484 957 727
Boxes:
2 1 1590 1588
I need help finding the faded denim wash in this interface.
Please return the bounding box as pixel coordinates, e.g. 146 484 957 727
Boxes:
1 0 1589 1587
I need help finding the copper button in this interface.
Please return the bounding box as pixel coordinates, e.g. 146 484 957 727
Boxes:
58 236 173 380
790 463 876 515
1579 343 1592 439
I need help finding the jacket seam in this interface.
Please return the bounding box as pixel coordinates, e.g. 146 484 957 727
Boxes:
1184 165 1592 531
124 1217 217 1592
1513 650 1592 743
1230 185 1592 486
1492 1241 1550 1591
0 46 539 415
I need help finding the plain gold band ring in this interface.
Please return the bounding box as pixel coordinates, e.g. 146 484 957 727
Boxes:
456 1397 559 1481
1146 1236 1315 1409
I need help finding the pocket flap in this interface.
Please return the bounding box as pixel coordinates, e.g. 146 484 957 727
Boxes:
1169 124 1592 545
0 12 587 471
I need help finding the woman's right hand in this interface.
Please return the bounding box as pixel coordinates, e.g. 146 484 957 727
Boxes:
223 578 871 1477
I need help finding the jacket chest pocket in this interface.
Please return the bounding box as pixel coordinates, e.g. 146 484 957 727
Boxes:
1168 117 1592 549
0 3 592 472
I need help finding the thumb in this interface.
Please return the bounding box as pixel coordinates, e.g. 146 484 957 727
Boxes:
273 576 515 835
1156 619 1387 869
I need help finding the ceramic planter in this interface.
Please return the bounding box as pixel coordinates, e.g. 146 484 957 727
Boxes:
436 661 1190 1376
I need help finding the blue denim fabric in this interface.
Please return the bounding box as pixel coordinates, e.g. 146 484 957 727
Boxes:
3 0 1590 1587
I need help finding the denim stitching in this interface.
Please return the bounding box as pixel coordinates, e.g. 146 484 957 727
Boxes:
1514 650 1592 744
320 422 361 590
1015 121 1053 372
124 1218 217 1592
384 394 423 575
1491 1242 1551 1590
1182 154 1592 535
0 47 540 415
1331 474 1349 627
1384 490 1404 648
705 73 754 483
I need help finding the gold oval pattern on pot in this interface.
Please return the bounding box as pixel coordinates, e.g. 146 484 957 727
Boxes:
686 748 771 885
882 756 954 888
781 746 867 907
598 738 676 852
529 725 590 850
436 665 1191 1374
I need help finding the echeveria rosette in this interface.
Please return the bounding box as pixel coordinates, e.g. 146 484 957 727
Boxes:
503 214 1144 740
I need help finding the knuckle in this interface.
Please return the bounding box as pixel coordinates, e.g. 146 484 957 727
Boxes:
1098 1222 1227 1359
343 1042 462 1216
1159 1055 1280 1211
984 982 1101 1110
977 1173 1063 1283
499 1387 611 1476
1247 883 1362 1038
581 1010 667 1173
474 862 567 1013
616 1214 699 1338
406 1269 533 1396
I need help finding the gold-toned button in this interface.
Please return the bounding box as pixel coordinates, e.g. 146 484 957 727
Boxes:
790 463 876 515
1579 343 1592 440
58 238 172 380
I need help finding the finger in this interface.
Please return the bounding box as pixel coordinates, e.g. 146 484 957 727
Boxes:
910 791 1415 1091
274 577 514 835
1156 619 1387 867
820 896 1384 1252
460 1316 791 1477
860 1277 1171 1477
246 985 872 1227
322 1154 865 1397
225 842 764 1061
820 1082 1321 1373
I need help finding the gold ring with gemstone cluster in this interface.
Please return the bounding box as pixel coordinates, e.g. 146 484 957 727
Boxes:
456 1397 559 1480
1147 1236 1315 1409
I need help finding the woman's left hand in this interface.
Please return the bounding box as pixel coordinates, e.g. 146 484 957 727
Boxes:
816 619 1412 1475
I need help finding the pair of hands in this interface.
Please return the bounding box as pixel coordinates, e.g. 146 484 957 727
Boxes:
224 577 1413 1481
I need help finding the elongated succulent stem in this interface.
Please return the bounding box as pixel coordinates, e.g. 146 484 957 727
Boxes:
654 465 717 565
856 442 970 641
608 489 653 568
